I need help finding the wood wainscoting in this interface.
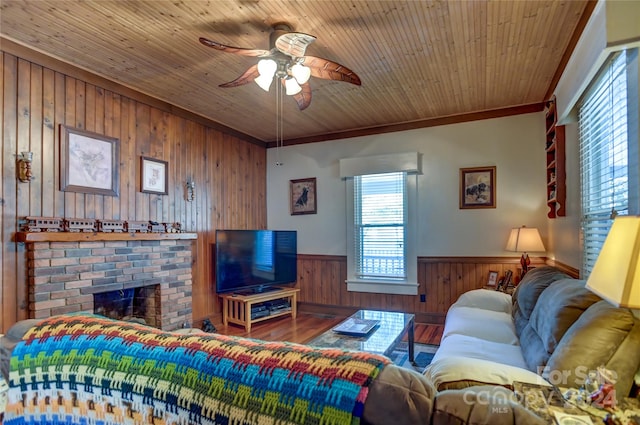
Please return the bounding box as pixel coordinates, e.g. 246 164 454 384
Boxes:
296 254 577 324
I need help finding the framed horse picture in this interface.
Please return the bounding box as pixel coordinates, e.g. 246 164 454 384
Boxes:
290 177 317 215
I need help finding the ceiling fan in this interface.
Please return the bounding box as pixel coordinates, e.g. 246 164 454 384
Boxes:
199 23 361 110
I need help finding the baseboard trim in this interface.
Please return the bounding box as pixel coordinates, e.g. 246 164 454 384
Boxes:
415 313 446 325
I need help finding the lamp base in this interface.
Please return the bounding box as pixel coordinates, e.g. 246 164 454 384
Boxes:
520 253 531 279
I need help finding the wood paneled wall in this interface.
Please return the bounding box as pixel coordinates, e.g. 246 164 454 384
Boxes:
0 49 267 332
0 44 582 332
296 255 568 324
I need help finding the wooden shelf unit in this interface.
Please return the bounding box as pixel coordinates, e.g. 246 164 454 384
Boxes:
545 97 566 218
220 287 300 331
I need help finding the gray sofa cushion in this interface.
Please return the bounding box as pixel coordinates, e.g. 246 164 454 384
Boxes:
518 324 547 373
544 300 640 396
522 279 601 371
511 266 571 337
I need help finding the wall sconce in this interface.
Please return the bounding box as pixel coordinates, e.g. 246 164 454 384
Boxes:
186 180 195 202
17 151 33 182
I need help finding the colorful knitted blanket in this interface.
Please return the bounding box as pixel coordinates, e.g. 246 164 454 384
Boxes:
5 314 390 425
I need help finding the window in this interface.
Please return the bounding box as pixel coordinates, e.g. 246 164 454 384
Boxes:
340 152 420 295
354 172 407 280
578 49 639 276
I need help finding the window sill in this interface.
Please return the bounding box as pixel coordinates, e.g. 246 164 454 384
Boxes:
346 279 419 295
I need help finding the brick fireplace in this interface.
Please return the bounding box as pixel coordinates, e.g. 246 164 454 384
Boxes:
19 232 197 331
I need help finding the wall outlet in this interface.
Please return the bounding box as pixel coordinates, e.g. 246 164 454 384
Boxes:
420 294 426 302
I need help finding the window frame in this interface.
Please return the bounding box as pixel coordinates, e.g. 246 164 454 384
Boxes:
354 171 407 281
345 172 418 295
578 48 639 277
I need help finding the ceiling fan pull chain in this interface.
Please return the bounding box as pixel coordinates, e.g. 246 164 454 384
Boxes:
275 83 284 167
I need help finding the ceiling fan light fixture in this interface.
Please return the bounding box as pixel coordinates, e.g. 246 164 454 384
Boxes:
257 58 277 78
255 58 278 91
199 24 361 110
255 74 274 92
284 77 302 95
291 63 311 85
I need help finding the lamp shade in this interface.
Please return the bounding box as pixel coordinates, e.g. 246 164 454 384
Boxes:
505 226 545 253
284 77 302 95
586 216 640 309
254 74 274 92
291 63 311 85
257 58 277 78
255 59 277 92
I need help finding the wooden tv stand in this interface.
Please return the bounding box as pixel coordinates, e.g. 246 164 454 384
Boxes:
220 287 300 332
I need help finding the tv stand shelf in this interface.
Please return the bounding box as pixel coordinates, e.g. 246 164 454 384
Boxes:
220 287 300 331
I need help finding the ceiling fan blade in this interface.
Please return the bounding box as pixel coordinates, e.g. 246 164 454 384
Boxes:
303 56 361 86
218 64 260 88
199 37 269 57
292 82 312 110
275 32 316 58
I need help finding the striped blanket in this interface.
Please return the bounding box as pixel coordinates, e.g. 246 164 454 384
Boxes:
5 314 389 425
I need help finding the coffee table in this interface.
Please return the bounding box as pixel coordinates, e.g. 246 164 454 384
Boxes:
307 310 415 362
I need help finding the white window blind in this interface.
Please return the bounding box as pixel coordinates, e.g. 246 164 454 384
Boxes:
354 172 406 280
578 51 629 276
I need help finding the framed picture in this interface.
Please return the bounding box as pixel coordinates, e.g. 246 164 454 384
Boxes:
460 166 496 209
290 177 317 215
486 270 499 287
141 156 168 195
499 270 514 291
60 125 119 196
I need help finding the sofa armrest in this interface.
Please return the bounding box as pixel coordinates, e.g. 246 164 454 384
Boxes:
443 306 518 345
424 356 551 391
0 319 41 381
453 289 513 314
363 365 435 425
432 386 547 425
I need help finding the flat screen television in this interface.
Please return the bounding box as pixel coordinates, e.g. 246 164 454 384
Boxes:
215 230 297 294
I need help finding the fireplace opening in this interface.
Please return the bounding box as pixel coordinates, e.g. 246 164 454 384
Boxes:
93 286 159 327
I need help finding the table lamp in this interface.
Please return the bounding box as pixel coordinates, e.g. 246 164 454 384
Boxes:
585 216 640 310
506 225 545 279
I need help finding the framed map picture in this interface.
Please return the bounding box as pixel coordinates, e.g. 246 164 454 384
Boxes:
60 125 119 196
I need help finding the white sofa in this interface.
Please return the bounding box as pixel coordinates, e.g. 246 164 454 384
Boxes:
425 288 550 390
424 266 640 397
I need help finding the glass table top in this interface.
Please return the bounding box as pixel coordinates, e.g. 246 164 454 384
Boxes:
307 309 414 356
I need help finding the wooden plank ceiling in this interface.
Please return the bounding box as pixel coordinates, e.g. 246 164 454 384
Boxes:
0 0 591 144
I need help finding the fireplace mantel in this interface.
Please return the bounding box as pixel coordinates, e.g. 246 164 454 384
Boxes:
16 232 197 243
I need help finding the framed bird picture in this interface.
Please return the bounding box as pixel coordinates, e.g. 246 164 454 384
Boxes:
290 177 317 215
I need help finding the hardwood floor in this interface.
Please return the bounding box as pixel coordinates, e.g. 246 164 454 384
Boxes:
213 312 444 346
